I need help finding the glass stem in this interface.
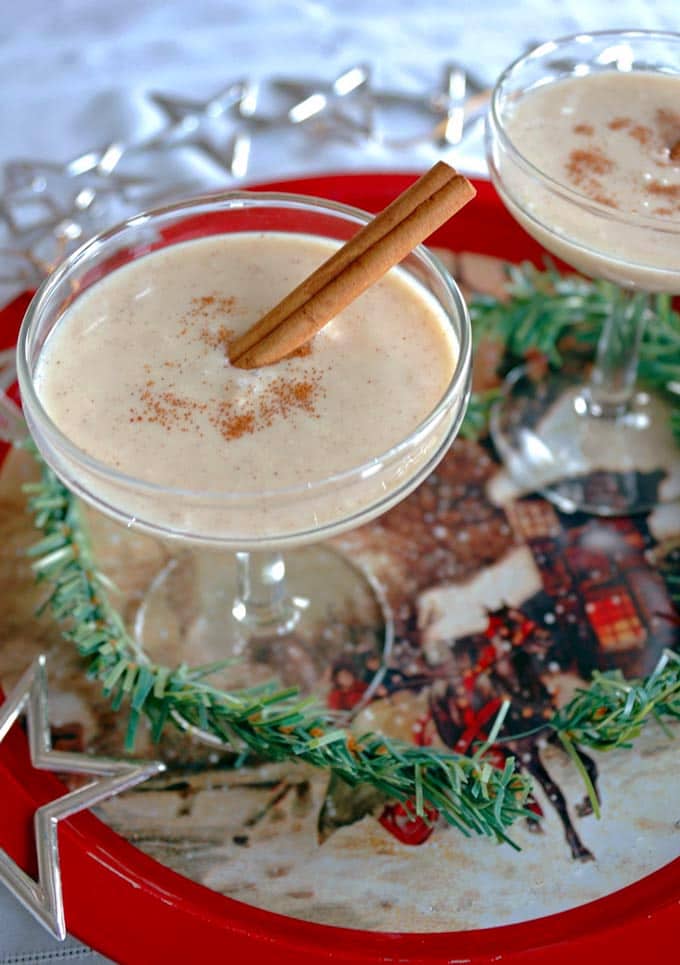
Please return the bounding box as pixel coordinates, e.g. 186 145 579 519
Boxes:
586 289 649 417
232 551 299 636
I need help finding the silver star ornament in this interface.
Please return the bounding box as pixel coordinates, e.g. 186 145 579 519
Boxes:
0 655 165 940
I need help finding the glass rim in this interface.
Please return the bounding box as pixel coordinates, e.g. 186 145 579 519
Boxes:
488 28 680 236
17 188 471 506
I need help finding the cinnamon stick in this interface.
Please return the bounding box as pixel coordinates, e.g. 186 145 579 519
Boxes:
229 162 475 369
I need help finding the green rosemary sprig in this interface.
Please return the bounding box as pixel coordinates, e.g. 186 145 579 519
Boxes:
552 650 680 816
551 649 680 752
23 449 532 844
461 263 680 441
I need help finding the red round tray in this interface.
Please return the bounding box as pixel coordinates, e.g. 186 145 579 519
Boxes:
1 173 678 964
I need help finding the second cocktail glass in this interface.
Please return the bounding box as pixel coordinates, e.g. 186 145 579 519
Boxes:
17 191 471 723
486 30 680 515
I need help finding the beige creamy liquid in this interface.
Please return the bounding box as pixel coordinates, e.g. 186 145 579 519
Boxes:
35 232 459 543
500 71 680 289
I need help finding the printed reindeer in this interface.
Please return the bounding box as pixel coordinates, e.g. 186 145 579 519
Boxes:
428 604 600 861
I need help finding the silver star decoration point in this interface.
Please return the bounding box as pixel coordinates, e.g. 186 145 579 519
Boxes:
0 655 165 940
275 64 374 142
146 79 266 176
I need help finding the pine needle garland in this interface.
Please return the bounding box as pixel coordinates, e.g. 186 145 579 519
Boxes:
552 649 680 752
23 449 533 845
461 262 680 442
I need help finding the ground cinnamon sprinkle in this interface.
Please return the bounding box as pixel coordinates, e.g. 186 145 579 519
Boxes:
573 123 594 135
131 387 209 431
130 295 323 442
657 108 680 136
566 148 614 182
565 147 618 207
134 373 323 443
208 373 323 441
276 376 318 411
214 409 256 441
644 179 680 214
608 117 630 131
258 375 322 429
589 191 618 208
191 293 236 315
628 124 652 146
646 180 680 199
199 324 234 350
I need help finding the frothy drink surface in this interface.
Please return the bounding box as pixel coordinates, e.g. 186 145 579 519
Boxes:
501 71 680 288
35 232 457 502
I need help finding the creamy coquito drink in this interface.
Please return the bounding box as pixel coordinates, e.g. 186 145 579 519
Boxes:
486 32 680 517
20 188 471 705
496 71 680 291
30 230 461 544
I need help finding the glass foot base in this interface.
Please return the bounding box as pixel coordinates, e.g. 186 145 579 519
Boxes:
133 543 393 724
491 368 680 515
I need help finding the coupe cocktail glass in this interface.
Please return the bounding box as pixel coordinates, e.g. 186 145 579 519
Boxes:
487 30 680 515
17 192 471 722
